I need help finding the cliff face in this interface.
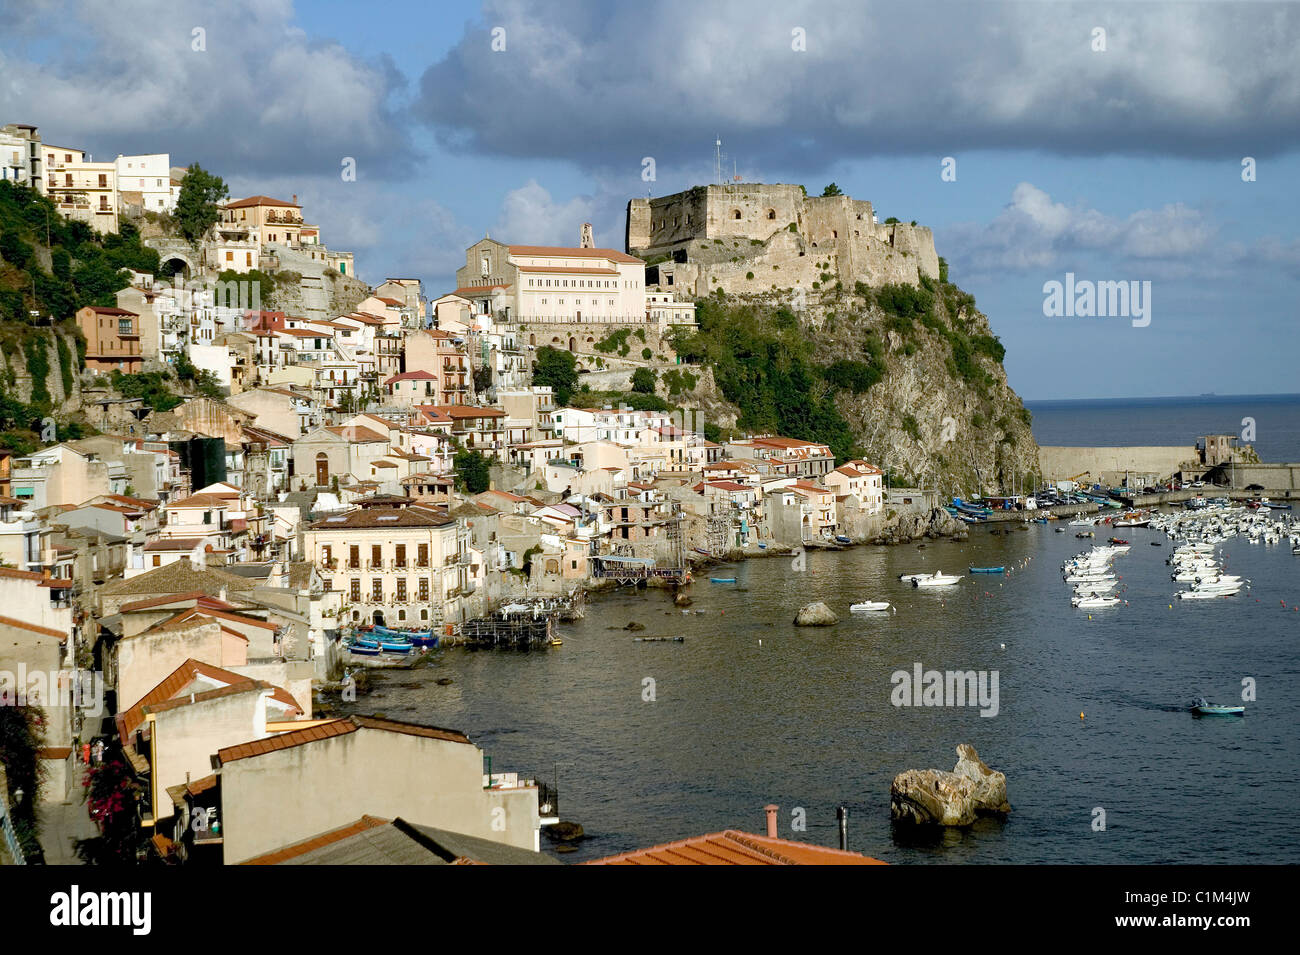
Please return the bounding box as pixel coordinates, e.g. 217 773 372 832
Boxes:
669 279 1039 497
817 288 1039 496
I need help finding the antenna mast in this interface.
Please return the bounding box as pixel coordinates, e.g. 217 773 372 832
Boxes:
714 137 722 185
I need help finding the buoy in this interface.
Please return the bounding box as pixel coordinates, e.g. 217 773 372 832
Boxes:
1000 643 1005 650
1169 604 1172 609
1080 712 1085 720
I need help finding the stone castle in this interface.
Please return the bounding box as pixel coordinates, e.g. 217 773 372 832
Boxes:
626 183 939 298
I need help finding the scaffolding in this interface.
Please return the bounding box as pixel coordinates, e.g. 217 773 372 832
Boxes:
461 603 555 649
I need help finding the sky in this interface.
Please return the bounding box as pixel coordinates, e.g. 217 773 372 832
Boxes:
2 0 1298 400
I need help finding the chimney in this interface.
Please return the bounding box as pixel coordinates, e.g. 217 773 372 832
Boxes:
763 804 779 839
292 194 297 205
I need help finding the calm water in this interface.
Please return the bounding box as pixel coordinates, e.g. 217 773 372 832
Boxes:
343 522 1300 864
1026 393 1300 463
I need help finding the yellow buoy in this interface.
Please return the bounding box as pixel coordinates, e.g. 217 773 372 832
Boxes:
1080 712 1085 720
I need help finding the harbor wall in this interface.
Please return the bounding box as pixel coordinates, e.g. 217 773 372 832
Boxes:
1038 445 1195 485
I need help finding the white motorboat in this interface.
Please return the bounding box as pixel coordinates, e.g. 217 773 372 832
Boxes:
898 573 929 583
850 601 891 612
1177 589 1238 600
1073 595 1121 608
914 573 963 587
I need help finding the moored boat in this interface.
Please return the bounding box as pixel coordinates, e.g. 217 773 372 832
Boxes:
969 566 1005 574
1191 698 1245 716
849 601 891 612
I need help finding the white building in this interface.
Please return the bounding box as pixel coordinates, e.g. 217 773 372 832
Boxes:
114 153 180 213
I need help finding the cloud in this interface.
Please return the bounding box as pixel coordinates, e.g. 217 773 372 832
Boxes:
942 182 1216 274
0 0 412 178
414 0 1300 171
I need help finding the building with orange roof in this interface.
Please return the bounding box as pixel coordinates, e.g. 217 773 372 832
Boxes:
211 714 545 863
585 830 886 865
114 657 305 833
454 226 689 326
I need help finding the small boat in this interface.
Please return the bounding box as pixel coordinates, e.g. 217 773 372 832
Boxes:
914 573 963 587
709 577 737 583
1108 537 1129 545
1073 595 1120 608
346 643 382 656
693 547 711 556
898 573 929 582
969 566 1005 574
835 535 852 545
1075 531 1094 538
1176 589 1237 600
849 601 891 612
1191 698 1245 716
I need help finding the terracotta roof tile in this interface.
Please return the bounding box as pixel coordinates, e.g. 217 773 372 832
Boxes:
584 830 887 865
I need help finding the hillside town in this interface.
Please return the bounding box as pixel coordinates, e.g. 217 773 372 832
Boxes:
1 122 895 866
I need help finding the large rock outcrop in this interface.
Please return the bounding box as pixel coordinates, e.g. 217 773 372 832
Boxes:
891 744 1010 826
873 507 966 545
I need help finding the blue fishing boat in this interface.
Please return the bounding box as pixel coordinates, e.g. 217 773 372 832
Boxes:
969 566 1005 574
1191 698 1245 716
710 577 737 583
346 643 382 657
352 636 413 653
835 535 852 544
374 625 435 647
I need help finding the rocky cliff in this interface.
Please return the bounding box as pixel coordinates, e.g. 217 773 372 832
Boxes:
668 273 1039 497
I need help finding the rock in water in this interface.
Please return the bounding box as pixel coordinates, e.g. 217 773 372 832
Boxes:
674 593 693 607
952 743 1011 814
544 821 585 842
891 744 1010 825
793 601 838 626
891 769 979 826
624 621 646 631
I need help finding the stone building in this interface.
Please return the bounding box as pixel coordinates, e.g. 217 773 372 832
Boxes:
626 182 939 297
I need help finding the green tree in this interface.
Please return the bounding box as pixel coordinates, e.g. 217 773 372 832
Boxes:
453 449 491 494
532 347 579 405
821 183 844 197
173 164 229 245
631 367 657 394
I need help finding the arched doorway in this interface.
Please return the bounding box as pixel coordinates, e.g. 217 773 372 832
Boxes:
315 452 329 487
569 337 576 352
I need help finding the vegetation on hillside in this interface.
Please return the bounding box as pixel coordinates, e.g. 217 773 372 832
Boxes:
532 347 579 405
670 297 862 460
173 164 229 244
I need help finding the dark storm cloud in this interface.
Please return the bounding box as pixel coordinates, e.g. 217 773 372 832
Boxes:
413 0 1300 170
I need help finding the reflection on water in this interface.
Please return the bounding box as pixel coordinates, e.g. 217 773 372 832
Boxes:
340 523 1300 864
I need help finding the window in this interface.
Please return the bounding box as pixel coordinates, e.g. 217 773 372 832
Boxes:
350 578 361 601
349 545 360 569
98 174 107 188
417 544 429 567
371 544 382 567
396 578 407 602
418 578 429 600
371 579 383 601
733 209 741 219
395 544 406 568
226 251 233 262
152 555 161 567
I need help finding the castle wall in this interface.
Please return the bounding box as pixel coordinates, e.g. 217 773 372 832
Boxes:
628 183 938 293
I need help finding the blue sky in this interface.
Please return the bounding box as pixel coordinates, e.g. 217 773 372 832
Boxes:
3 0 1299 400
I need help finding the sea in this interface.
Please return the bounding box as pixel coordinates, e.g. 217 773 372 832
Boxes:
1026 393 1300 464
338 394 1300 864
